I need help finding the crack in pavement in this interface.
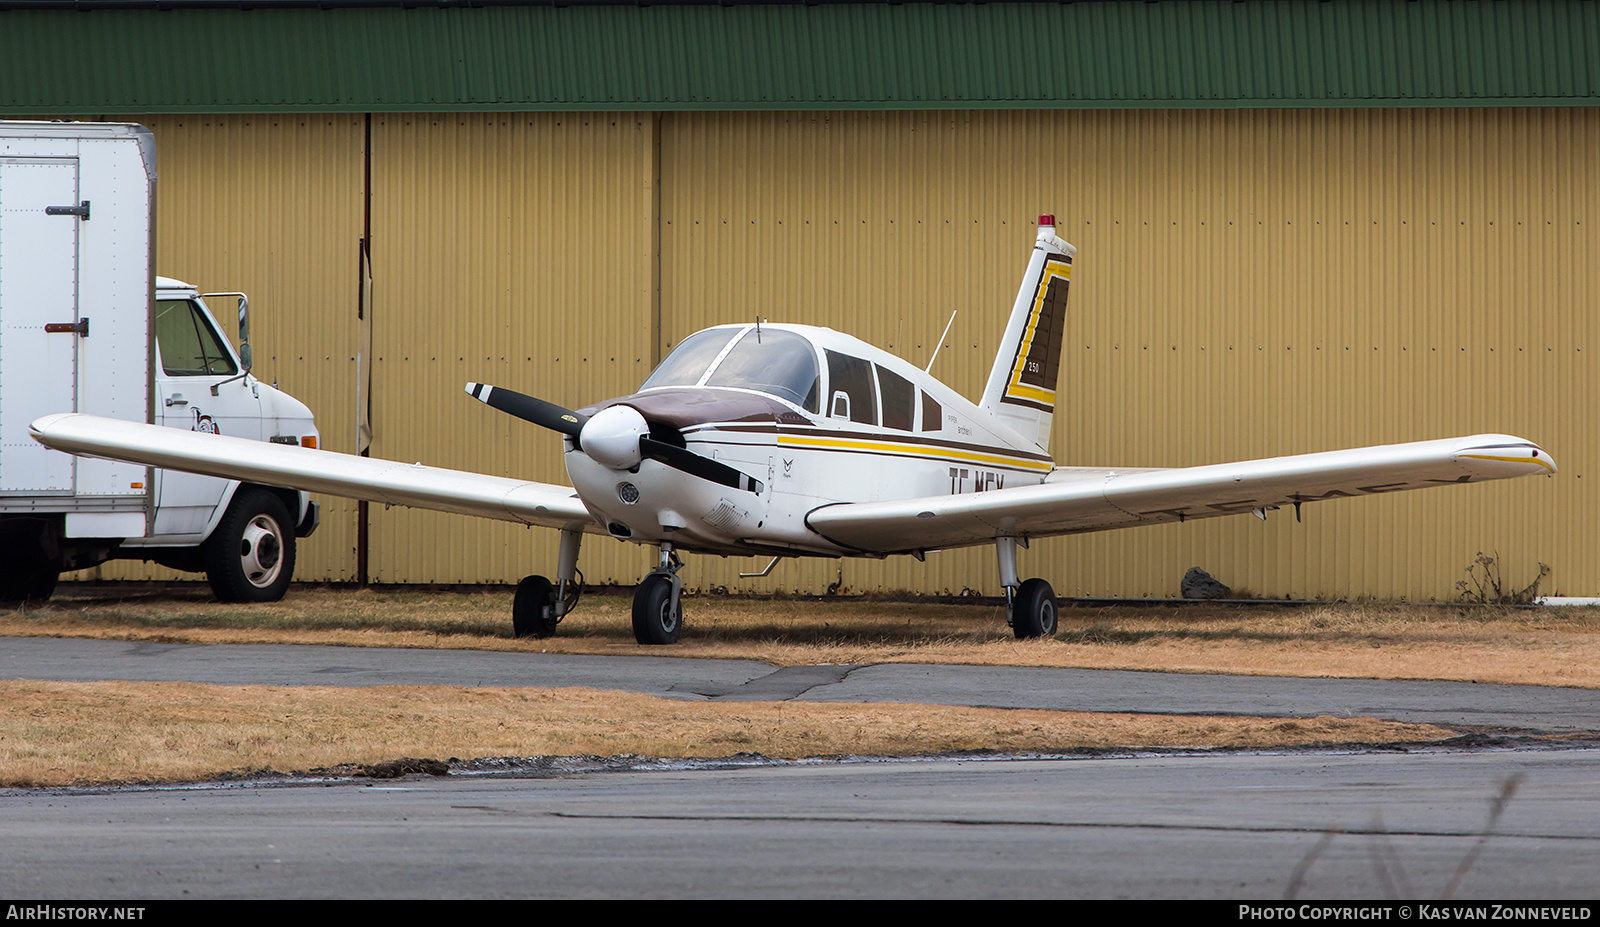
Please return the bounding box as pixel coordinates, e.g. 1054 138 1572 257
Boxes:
673 664 861 701
479 809 1600 841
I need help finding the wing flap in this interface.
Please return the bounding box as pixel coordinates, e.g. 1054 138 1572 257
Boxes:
30 413 599 533
806 435 1555 553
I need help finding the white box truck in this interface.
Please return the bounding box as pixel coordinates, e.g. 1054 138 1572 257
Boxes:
0 121 320 603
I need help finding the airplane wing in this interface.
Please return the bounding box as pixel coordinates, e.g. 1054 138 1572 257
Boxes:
29 413 601 533
804 435 1556 554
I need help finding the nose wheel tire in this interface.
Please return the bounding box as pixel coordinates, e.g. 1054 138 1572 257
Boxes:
513 574 559 639
204 488 295 603
632 574 682 645
1011 577 1058 639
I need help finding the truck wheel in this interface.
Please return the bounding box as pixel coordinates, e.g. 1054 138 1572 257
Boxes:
204 488 295 603
0 560 57 605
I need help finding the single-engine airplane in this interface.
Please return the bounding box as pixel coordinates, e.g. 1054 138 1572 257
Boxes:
31 215 1556 644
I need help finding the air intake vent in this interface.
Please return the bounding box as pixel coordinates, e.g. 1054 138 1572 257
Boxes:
703 500 745 530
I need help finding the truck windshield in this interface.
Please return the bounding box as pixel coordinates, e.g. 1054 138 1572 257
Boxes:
155 299 237 377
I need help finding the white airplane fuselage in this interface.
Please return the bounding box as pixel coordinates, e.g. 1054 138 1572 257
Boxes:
565 324 1054 558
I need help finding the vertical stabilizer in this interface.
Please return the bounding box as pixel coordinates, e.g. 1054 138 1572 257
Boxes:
979 215 1076 449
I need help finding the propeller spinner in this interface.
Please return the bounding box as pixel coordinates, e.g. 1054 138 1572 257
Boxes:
465 382 763 494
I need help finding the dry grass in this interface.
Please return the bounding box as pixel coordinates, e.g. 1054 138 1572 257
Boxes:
3 587 1590 786
5 586 1600 688
0 678 1456 789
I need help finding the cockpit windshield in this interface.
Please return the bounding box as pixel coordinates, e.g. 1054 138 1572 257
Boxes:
640 328 739 390
705 328 820 412
641 326 821 413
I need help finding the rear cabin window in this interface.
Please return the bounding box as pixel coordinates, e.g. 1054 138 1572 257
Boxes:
921 391 942 432
704 329 820 412
825 350 877 425
155 299 237 377
877 366 914 431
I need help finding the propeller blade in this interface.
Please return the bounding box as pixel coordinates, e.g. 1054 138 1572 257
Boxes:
640 436 764 495
464 383 587 438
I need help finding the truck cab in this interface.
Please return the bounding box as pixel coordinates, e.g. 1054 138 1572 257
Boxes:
113 279 322 599
0 116 319 605
0 275 320 604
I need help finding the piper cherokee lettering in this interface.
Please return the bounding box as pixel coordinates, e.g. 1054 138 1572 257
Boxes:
30 214 1557 644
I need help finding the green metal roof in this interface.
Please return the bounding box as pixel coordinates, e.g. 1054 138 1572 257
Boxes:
2 1 1597 112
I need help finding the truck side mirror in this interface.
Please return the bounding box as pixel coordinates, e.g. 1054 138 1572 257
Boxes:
202 292 251 373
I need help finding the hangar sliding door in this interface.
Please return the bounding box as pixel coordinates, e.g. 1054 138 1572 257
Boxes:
659 109 1591 601
365 113 658 585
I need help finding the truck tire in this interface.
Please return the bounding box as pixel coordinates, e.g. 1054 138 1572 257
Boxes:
0 559 57 605
0 521 60 605
204 488 295 603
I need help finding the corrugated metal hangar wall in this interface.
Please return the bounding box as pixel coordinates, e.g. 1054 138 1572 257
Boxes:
5 1 1593 600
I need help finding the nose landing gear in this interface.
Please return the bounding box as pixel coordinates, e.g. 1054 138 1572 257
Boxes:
632 542 685 645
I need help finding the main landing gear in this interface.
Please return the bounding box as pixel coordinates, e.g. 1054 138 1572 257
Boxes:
997 535 1057 639
511 528 583 639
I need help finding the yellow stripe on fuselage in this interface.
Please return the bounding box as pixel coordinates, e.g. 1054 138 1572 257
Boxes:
775 434 1053 472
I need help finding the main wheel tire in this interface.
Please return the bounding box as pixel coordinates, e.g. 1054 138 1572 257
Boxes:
204 488 295 603
631 574 682 645
1012 577 1058 639
512 574 558 639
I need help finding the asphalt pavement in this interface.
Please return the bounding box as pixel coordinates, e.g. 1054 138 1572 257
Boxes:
3 636 1597 733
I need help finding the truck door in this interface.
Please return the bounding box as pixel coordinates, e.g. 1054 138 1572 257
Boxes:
0 157 82 494
152 296 260 536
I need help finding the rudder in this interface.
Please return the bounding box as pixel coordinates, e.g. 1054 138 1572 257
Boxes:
979 214 1076 450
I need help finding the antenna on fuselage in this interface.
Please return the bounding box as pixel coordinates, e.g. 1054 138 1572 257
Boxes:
924 309 958 374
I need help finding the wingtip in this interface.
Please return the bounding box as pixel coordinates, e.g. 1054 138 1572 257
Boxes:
27 412 74 439
1455 436 1558 477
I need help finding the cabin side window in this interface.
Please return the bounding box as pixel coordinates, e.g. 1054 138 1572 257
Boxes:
920 391 942 432
825 350 877 425
877 366 914 431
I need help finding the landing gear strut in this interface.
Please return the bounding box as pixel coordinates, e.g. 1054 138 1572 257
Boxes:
998 535 1057 639
632 542 685 645
511 528 583 639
